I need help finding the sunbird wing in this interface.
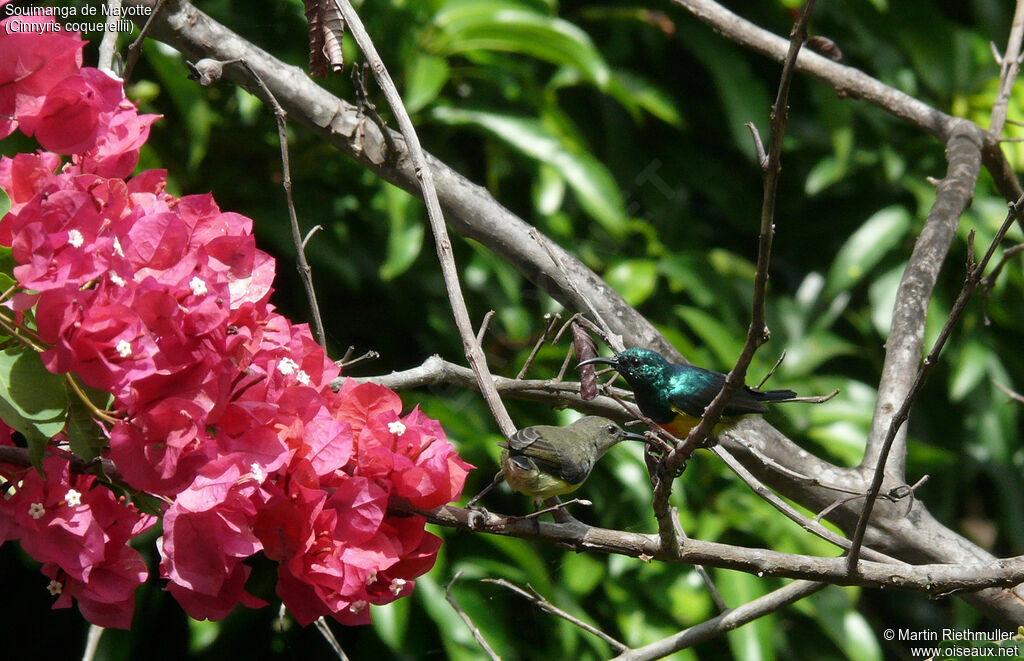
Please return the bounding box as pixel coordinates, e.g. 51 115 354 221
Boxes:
506 426 589 486
668 365 796 417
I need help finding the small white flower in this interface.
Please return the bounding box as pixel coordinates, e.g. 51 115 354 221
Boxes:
67 229 84 248
116 340 132 358
250 463 265 484
64 489 82 507
365 570 378 586
189 276 208 296
46 579 63 596
28 502 45 520
348 600 367 614
295 370 311 386
108 271 127 287
277 357 298 376
388 578 407 596
388 421 406 437
113 236 124 257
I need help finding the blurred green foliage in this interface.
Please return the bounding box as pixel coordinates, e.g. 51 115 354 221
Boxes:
4 0 1024 659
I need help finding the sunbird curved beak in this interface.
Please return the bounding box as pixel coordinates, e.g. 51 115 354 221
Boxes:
577 355 618 368
618 429 650 444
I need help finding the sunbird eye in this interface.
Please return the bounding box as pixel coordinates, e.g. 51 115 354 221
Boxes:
606 425 617 434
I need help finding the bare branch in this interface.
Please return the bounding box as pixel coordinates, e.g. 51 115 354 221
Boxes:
483 579 627 652
993 379 1024 404
116 0 1024 622
847 195 1024 572
991 1 1024 136
234 59 328 349
446 572 501 661
862 126 982 480
610 581 826 661
123 0 167 81
98 0 124 75
651 0 816 554
399 501 1024 593
341 354 632 417
670 0 1022 202
516 313 560 380
331 0 516 439
713 445 901 564
81 625 104 661
476 310 496 344
314 617 351 660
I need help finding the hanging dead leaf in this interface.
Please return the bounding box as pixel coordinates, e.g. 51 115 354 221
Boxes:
304 0 346 77
572 322 598 401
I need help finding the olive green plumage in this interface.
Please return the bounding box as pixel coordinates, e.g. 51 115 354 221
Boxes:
474 416 647 503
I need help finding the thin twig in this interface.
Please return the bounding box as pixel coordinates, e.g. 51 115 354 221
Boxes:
476 310 496 344
846 195 1024 572
333 0 516 439
351 63 398 157
81 625 104 661
403 501 1024 593
483 579 628 652
724 433 862 496
713 445 901 564
993 379 1024 404
314 617 350 661
555 345 575 381
609 581 826 661
98 0 124 75
446 571 501 661
517 313 560 379
755 350 786 389
651 0 816 552
531 229 623 352
301 225 324 251
122 0 167 81
509 498 591 520
338 349 379 370
990 1 1024 137
236 59 328 348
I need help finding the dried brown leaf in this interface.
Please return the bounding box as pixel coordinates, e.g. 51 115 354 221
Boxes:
572 322 598 401
304 0 345 77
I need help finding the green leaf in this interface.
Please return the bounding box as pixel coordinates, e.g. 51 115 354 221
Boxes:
804 155 846 196
675 305 743 368
431 2 611 88
782 330 858 376
867 263 905 337
604 259 658 306
560 552 605 596
0 346 68 471
66 382 111 461
0 246 16 301
142 41 213 168
532 163 566 216
949 340 991 402
371 596 410 651
379 185 426 281
826 206 912 296
431 107 629 235
675 20 771 160
404 54 450 114
605 70 684 126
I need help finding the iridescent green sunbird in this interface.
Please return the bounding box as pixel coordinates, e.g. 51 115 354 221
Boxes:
579 348 798 438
